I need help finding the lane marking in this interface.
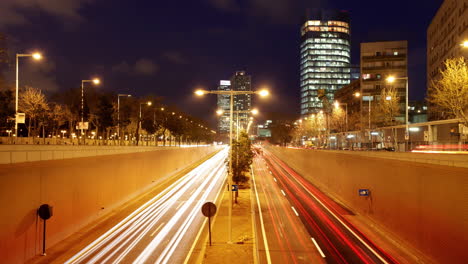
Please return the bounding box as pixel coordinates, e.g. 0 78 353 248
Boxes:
252 165 273 264
150 222 165 237
183 163 227 264
268 153 389 264
273 177 277 182
311 237 326 258
291 206 299 217
280 190 286 197
175 202 184 210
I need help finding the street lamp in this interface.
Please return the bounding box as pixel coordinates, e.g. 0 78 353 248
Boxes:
354 92 373 132
195 87 269 243
15 52 43 136
386 75 409 145
334 101 348 132
138 101 152 143
81 78 100 137
60 130 66 138
117 94 132 140
461 40 468 48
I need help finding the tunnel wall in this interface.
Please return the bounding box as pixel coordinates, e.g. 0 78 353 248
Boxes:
0 146 220 264
266 146 468 264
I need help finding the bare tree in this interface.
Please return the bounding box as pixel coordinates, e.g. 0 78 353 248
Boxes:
379 86 400 126
330 107 345 132
19 86 49 136
429 57 468 126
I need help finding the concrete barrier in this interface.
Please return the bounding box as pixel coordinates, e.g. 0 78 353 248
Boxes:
0 146 221 264
267 146 468 264
0 145 211 164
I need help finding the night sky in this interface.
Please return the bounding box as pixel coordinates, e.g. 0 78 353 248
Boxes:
0 0 444 127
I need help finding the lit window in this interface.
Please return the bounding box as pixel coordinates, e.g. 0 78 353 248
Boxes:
362 74 371 80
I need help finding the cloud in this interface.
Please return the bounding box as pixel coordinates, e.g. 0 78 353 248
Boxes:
20 60 59 92
112 58 159 76
134 58 159 75
162 51 189 65
0 0 95 28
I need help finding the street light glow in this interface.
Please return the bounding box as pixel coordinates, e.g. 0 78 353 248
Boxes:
258 89 269 97
251 108 259 115
195 89 205 96
354 92 361 97
334 101 340 109
386 76 396 83
216 109 224 115
461 40 468 48
385 96 392 101
32 52 42 60
92 78 100 85
147 101 152 106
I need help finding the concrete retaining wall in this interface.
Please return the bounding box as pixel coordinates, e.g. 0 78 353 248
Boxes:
0 146 220 264
267 146 468 264
0 145 210 164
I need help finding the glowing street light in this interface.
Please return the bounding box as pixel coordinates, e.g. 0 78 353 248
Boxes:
461 40 468 48
15 51 43 135
251 108 259 115
80 78 101 137
195 86 270 243
216 109 224 116
386 75 409 146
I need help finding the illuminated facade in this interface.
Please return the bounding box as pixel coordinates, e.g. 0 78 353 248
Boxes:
300 9 351 116
217 80 231 133
427 0 468 120
230 71 252 130
360 41 408 124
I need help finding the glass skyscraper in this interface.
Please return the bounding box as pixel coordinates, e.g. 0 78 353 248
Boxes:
300 9 351 116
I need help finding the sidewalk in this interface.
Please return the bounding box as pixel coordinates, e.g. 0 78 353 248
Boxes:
196 187 254 264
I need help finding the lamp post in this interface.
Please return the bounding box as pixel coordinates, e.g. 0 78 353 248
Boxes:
117 94 131 141
216 108 259 140
386 75 409 150
138 101 152 144
195 88 269 243
80 78 100 139
333 101 348 132
15 52 42 136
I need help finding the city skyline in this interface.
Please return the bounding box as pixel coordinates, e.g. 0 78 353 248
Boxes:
0 0 444 126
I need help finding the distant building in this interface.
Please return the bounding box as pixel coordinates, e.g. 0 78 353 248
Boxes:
230 71 252 130
257 120 272 138
427 0 468 120
217 80 231 133
360 41 408 124
333 79 361 130
300 9 352 117
408 101 428 123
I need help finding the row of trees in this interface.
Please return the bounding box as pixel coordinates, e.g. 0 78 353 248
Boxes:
0 84 214 145
268 58 467 147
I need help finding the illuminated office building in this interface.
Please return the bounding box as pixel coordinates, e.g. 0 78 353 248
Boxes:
300 9 351 116
217 80 231 133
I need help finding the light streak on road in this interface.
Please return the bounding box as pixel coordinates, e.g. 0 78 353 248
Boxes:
262 148 398 264
65 148 228 264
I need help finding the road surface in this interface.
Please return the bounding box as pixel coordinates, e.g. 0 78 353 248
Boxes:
252 154 325 263
256 148 398 264
64 148 228 264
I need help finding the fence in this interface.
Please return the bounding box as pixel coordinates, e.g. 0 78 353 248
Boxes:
306 118 468 152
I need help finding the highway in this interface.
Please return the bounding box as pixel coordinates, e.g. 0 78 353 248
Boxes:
64 148 228 264
252 154 325 263
256 148 398 264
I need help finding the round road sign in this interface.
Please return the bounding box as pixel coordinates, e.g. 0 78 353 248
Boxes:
201 202 217 217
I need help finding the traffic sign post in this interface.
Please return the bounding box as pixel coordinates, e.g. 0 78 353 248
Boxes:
38 204 53 256
201 202 217 246
232 185 239 204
